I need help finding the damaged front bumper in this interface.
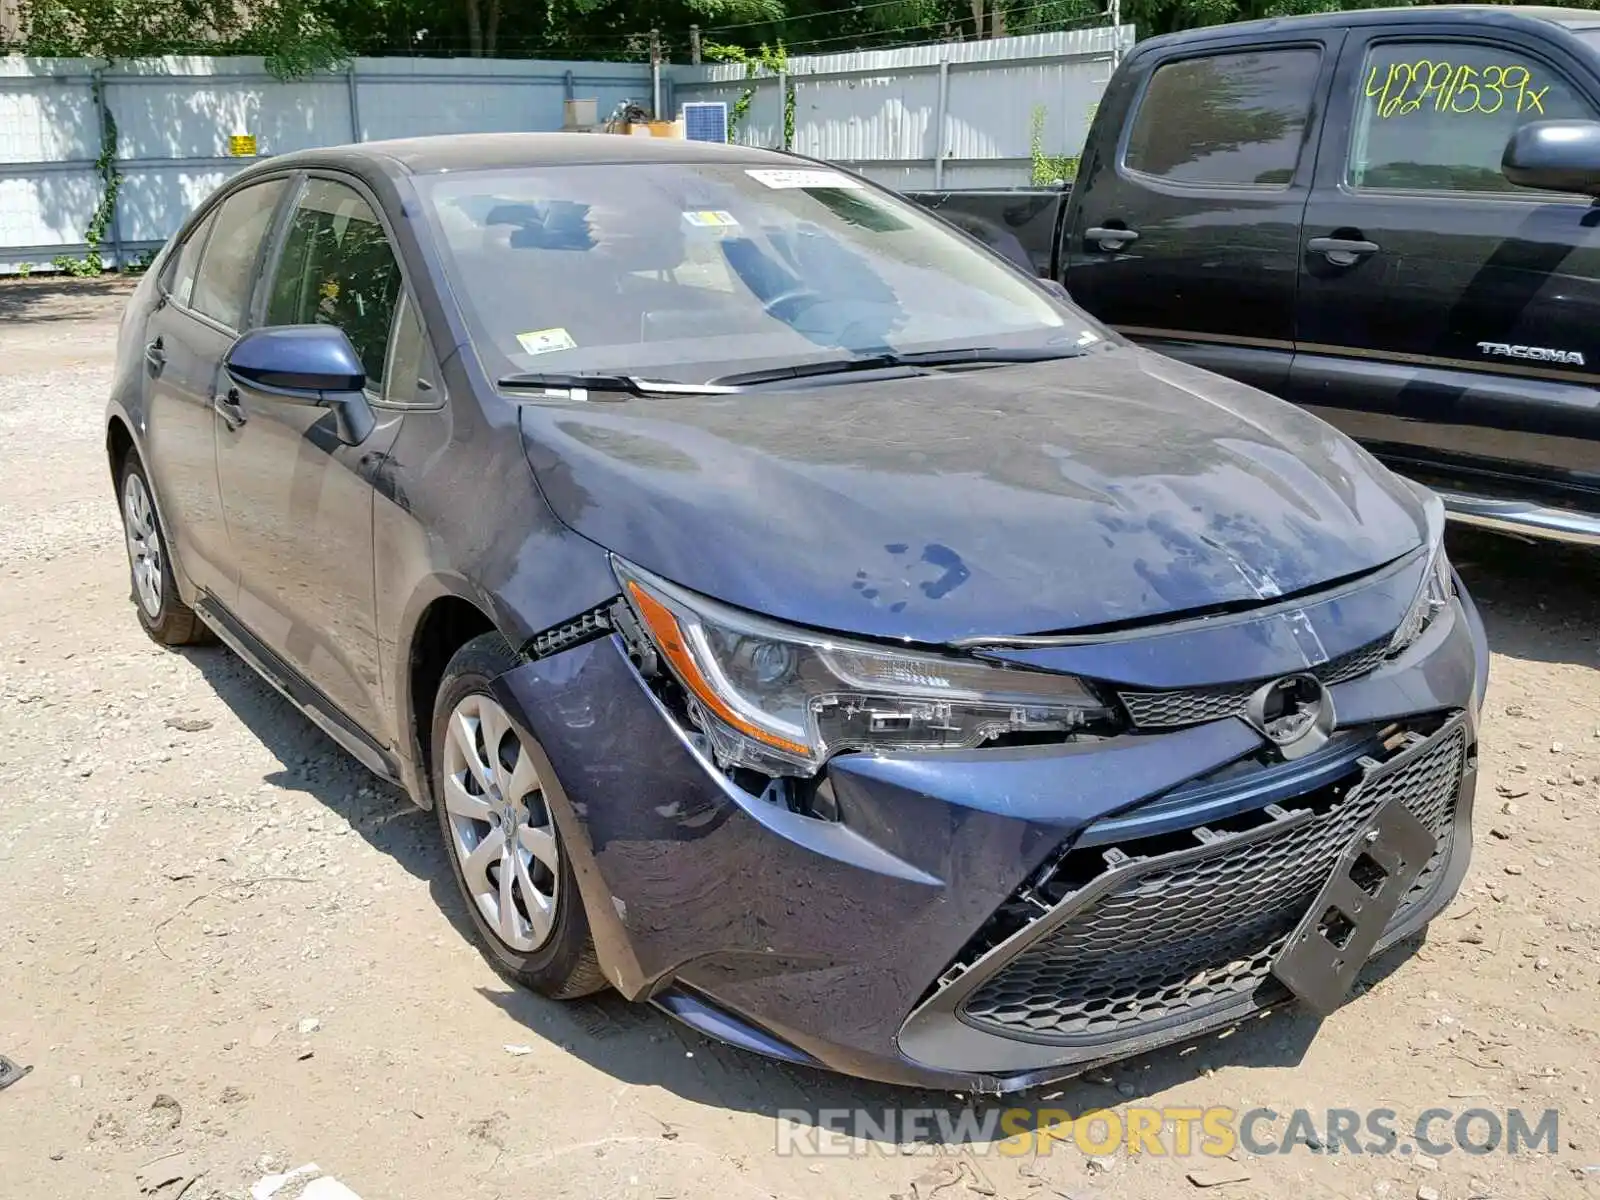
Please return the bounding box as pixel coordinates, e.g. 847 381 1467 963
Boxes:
487 582 1489 1093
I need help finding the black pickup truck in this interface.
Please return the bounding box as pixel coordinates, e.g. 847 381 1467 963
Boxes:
909 4 1600 546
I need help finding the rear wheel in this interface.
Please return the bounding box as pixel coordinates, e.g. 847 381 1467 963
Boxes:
432 633 606 998
118 455 210 646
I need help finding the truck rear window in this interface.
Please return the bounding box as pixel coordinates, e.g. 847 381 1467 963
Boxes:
1124 48 1321 188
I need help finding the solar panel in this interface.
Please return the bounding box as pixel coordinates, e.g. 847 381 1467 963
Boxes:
681 102 729 143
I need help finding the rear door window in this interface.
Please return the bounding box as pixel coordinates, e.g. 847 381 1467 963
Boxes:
1124 48 1323 187
265 178 404 390
164 209 217 309
190 180 286 330
1347 40 1599 193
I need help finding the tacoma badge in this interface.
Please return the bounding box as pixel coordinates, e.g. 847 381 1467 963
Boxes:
1477 341 1586 366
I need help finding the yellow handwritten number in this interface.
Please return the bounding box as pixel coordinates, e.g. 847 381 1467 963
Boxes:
1373 57 1555 118
1480 65 1506 114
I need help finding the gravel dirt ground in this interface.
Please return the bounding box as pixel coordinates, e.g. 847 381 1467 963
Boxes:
0 277 1597 1200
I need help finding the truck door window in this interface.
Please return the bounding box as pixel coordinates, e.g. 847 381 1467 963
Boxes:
1348 41 1598 193
1124 48 1322 187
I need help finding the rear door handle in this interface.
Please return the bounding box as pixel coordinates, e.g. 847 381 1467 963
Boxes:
143 337 165 372
1307 237 1380 266
1085 226 1140 251
212 388 247 431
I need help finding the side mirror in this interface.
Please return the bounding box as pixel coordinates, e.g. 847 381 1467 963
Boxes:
1502 119 1600 196
225 325 376 445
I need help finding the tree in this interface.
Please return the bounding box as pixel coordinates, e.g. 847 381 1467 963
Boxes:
24 0 1597 73
16 0 347 73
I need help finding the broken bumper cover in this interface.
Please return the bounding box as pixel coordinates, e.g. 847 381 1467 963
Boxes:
489 586 1488 1093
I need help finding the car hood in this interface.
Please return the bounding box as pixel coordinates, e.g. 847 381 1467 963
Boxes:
517 345 1427 643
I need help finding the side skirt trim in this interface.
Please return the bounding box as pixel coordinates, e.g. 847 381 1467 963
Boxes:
194 593 402 785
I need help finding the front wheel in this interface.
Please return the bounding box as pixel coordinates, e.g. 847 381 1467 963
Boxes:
432 633 606 998
118 455 210 646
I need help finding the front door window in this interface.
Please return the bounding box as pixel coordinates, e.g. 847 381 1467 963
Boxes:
266 179 404 391
1348 41 1599 194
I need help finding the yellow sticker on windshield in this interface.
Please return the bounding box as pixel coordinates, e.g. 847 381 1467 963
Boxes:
683 210 740 228
517 328 577 356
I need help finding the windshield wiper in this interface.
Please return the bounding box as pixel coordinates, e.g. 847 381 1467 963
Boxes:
710 345 1084 388
498 372 740 397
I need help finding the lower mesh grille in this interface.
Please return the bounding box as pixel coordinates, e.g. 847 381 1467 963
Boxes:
959 722 1467 1044
1118 637 1392 729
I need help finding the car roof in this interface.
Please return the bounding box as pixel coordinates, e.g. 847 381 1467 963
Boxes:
259 132 796 178
1140 3 1600 48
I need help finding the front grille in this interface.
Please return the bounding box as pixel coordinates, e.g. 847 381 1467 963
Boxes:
959 722 1466 1045
1118 637 1392 730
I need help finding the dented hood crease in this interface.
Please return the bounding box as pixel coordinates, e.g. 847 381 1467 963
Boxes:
517 346 1427 643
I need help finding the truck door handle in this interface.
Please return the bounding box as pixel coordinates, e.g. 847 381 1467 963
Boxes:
212 389 247 431
143 337 166 372
1307 237 1380 266
1085 226 1140 251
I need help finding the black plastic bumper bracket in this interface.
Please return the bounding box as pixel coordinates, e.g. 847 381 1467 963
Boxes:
1272 798 1438 1016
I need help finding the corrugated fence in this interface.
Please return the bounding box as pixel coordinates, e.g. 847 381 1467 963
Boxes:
672 26 1132 191
0 27 1131 272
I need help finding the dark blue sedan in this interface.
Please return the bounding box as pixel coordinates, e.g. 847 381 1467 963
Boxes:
107 132 1489 1092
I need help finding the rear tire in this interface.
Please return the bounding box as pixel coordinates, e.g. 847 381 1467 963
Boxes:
118 454 210 647
432 632 606 999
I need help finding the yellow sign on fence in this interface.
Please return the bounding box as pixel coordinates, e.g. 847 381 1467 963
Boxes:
228 134 257 157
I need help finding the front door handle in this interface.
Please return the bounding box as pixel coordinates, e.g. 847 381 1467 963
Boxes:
143 337 165 373
1085 226 1140 252
212 389 247 431
1307 236 1380 267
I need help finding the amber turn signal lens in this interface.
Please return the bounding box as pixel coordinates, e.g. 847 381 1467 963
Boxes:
626 580 812 757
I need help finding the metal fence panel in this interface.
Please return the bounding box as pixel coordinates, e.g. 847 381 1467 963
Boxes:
108 58 354 159
792 67 941 164
0 60 97 160
0 54 654 271
0 59 100 261
352 57 653 141
115 164 237 244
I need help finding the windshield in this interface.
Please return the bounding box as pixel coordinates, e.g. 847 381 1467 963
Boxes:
417 162 1102 385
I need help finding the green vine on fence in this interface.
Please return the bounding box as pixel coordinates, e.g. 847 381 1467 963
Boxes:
53 75 121 276
1029 104 1079 186
706 40 792 147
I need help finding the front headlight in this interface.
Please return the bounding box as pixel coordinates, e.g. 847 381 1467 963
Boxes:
1389 486 1456 657
613 558 1117 777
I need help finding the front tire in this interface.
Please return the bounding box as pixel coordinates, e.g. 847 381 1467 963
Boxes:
118 454 210 646
432 632 606 998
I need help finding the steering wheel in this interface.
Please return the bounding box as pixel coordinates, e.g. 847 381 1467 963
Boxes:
761 288 828 325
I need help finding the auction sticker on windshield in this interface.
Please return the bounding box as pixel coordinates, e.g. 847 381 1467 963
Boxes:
517 327 578 356
683 210 740 228
745 168 863 190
